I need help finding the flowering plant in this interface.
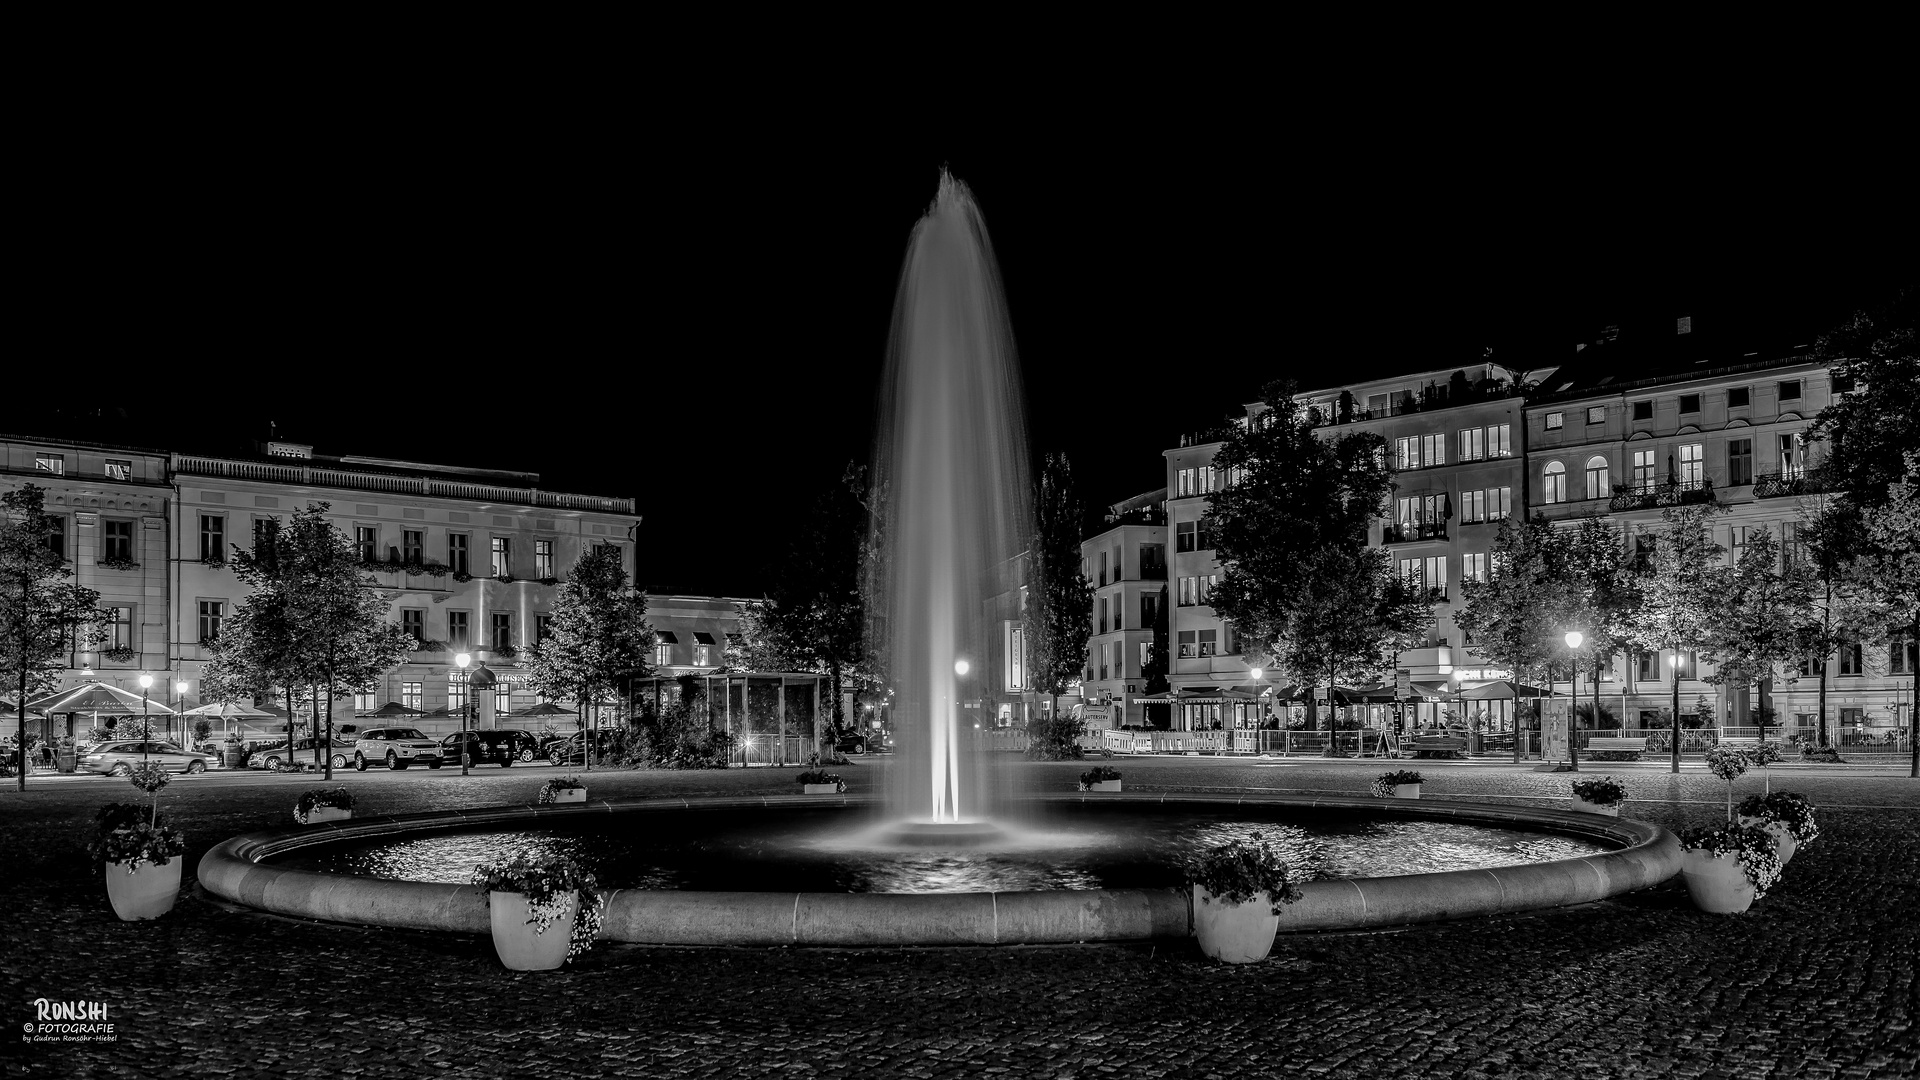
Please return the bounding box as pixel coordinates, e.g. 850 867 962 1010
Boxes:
1679 822 1784 898
1569 775 1627 806
1370 770 1423 797
471 851 604 961
1079 765 1122 788
796 770 846 791
536 775 585 804
1736 792 1821 847
1704 747 1750 821
88 802 186 870
1741 741 1783 795
1184 841 1304 915
294 787 356 823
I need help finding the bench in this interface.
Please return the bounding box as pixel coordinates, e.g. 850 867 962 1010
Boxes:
1716 736 1760 750
1410 735 1466 759
1586 736 1647 761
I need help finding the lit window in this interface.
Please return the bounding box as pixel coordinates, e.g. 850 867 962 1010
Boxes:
199 515 225 562
1487 425 1512 458
103 606 134 651
1458 428 1484 461
1542 462 1566 504
536 539 555 579
1584 456 1609 500
403 530 424 563
353 692 376 713
105 458 133 481
356 526 378 562
447 534 469 575
1586 406 1605 424
1488 488 1512 520
1632 449 1656 488
448 611 470 648
1545 412 1563 430
35 452 63 474
1459 489 1485 523
491 537 512 577
1463 553 1488 583
1679 444 1704 485
1420 433 1445 467
197 600 223 643
402 682 423 710
1177 630 1196 658
1198 629 1217 657
1396 437 1420 471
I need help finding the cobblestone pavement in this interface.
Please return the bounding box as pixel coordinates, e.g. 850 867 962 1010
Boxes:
5 757 1916 1079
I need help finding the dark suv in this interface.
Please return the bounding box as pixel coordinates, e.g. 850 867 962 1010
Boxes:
439 729 542 767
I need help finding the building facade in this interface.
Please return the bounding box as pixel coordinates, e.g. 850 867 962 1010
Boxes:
1078 491 1167 728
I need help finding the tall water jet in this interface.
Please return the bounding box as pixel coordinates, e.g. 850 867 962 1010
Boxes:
871 171 1031 840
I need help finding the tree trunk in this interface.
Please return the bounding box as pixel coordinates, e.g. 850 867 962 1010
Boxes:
1910 611 1918 780
16 648 27 791
1670 652 1682 774
286 682 296 770
1817 579 1833 747
310 679 322 771
1816 660 1830 748
324 674 334 782
828 660 844 741
583 679 593 772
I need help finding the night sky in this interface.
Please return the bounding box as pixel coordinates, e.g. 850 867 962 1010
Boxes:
29 115 1915 598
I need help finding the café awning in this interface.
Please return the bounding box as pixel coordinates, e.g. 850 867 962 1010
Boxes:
1458 681 1560 700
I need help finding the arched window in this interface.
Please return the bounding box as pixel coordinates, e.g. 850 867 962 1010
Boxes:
1585 456 1610 501
1543 461 1566 504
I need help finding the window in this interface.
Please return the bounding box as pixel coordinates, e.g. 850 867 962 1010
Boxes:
402 608 424 643
1679 444 1704 486
1839 643 1864 676
1542 462 1566 504
353 692 376 713
1636 651 1658 682
403 530 424 563
447 611 470 649
1487 424 1512 458
491 537 512 577
1098 551 1109 586
1141 544 1165 577
1728 387 1750 408
1487 487 1512 520
1632 449 1656 488
1675 651 1697 679
535 614 551 644
1729 526 1750 567
253 517 277 553
1780 433 1805 476
1198 628 1218 658
1458 489 1486 524
496 685 511 715
492 612 513 651
197 600 223 643
1463 552 1488 583
1176 521 1197 553
1458 428 1484 461
1139 641 1152 669
654 631 677 667
1176 468 1196 496
1632 401 1653 421
199 515 225 562
535 539 554 579
1633 533 1657 569
1098 597 1108 634
1195 522 1211 550
1728 438 1753 486
1420 433 1445 467
694 632 716 666
103 520 134 563
1399 557 1446 597
43 516 65 559
1140 593 1157 628
103 605 134 651
1778 380 1801 401
1112 600 1122 631
1198 574 1218 605
1584 456 1609 501
1178 576 1198 606
1891 636 1917 676
1679 394 1701 414
1177 630 1196 658
36 452 65 474
1782 522 1804 570
1099 645 1109 681
105 458 133 481
1586 406 1606 425
448 675 468 712
447 534 469 575
1395 436 1420 470
356 526 378 562
402 682 423 711
1545 412 1563 430
1197 467 1218 494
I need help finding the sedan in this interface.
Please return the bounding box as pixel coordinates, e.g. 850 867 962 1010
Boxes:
78 741 211 776
247 738 355 771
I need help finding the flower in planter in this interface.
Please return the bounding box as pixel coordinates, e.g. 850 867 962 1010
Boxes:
471 851 605 961
1679 822 1784 898
294 787 356 824
1184 841 1303 915
537 775 586 804
796 770 846 792
1570 775 1628 807
1736 792 1821 848
1369 770 1423 797
1078 765 1122 790
88 802 186 872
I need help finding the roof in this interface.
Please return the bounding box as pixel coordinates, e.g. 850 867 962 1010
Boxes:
1527 328 1826 406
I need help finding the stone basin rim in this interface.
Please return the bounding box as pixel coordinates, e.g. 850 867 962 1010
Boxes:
196 792 1684 947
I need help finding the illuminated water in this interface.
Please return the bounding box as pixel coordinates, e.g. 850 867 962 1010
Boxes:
271 805 1610 893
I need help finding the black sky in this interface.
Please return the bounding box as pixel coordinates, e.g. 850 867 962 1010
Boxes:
25 95 1915 597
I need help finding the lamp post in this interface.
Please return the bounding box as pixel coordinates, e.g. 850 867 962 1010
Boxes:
1564 632 1584 773
138 675 153 760
1668 648 1684 774
174 680 189 749
455 653 472 775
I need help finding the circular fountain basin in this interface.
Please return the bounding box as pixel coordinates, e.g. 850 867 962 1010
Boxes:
197 793 1683 947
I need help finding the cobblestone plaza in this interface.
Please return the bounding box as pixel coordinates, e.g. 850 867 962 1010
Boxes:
5 758 1915 1079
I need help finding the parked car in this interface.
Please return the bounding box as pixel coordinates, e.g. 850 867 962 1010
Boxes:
439 729 542 767
352 727 444 771
542 730 619 766
248 737 356 771
78 741 211 776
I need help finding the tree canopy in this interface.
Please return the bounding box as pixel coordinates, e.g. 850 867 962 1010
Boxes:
1023 451 1093 712
3 485 106 788
525 544 653 744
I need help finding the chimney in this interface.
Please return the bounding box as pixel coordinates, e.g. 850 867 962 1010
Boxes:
1676 315 1693 335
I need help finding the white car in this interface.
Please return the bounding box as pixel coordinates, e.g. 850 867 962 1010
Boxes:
352 727 444 771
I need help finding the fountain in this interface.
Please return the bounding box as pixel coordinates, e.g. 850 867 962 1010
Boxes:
871 171 1029 845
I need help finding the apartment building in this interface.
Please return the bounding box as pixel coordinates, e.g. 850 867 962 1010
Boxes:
1078 490 1167 728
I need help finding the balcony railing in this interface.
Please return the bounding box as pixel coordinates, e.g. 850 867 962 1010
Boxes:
1137 563 1168 581
1608 477 1716 512
1752 470 1825 499
1383 520 1448 543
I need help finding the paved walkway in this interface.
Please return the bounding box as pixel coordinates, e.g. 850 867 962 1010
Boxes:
5 759 1915 1079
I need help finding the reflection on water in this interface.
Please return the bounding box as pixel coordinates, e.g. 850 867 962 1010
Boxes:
272 806 1610 894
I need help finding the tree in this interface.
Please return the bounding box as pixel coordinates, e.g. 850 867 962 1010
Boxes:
1562 515 1642 737
1455 514 1581 762
1696 527 1814 744
1142 584 1171 728
1022 452 1093 727
1208 382 1408 733
525 546 653 771
1809 286 1918 515
2 485 106 790
1623 504 1729 773
1795 496 1893 747
1851 453 1920 777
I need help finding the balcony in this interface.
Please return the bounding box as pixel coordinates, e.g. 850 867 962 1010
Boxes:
1753 470 1826 499
1383 520 1448 543
1608 477 1716 513
1138 562 1168 581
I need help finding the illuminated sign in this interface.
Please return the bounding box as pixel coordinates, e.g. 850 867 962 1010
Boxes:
1452 668 1512 682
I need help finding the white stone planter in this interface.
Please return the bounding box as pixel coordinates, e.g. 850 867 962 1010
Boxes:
1192 884 1280 964
802 784 844 795
1738 815 1800 866
487 890 579 970
1679 849 1757 914
105 857 182 921
547 788 587 805
299 806 353 824
1081 780 1122 793
1392 784 1420 799
1571 796 1622 817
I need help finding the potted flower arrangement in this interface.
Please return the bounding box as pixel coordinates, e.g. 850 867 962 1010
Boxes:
1370 769 1423 799
1569 775 1627 816
1703 746 1750 822
1736 791 1820 866
88 762 187 921
796 770 847 794
470 851 605 970
294 787 356 824
1079 765 1123 792
1184 840 1303 964
1677 822 1783 914
537 775 587 805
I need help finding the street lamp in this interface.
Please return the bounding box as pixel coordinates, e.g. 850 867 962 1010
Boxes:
138 674 153 760
1564 631 1584 773
1668 649 1685 773
455 653 472 775
174 680 189 749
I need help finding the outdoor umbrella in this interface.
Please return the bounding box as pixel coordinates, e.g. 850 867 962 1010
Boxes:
1458 681 1559 700
25 682 179 716
182 700 280 743
1328 685 1397 705
357 701 427 718
507 702 578 718
1404 681 1460 701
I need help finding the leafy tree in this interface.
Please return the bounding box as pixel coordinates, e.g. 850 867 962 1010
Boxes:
1853 453 1920 777
1208 382 1408 732
2 485 107 790
1696 527 1814 743
1622 504 1729 773
1454 514 1578 760
1022 452 1093 727
1809 286 1918 514
1794 496 1893 746
525 546 653 770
